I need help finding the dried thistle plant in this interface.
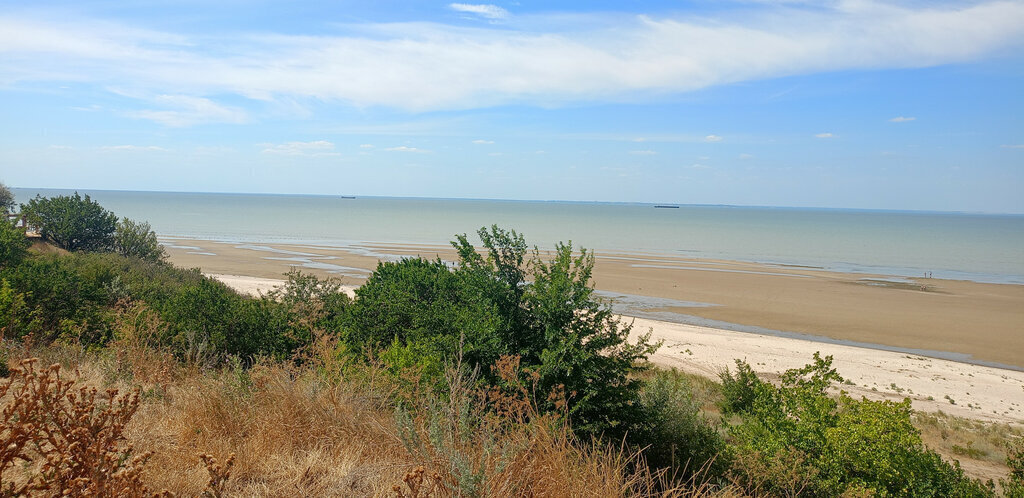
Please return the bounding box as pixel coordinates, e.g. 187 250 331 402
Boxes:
0 358 157 496
199 452 235 498
391 465 442 498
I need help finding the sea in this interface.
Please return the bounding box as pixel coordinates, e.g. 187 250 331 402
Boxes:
12 188 1024 285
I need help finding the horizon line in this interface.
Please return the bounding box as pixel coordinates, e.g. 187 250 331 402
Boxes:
10 186 1024 217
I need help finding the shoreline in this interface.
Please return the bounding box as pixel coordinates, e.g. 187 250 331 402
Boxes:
206 272 1024 425
160 234 1024 286
164 237 1024 369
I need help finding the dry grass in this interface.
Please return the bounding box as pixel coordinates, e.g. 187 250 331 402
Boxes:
915 410 1024 483
13 326 1016 496
1 339 732 497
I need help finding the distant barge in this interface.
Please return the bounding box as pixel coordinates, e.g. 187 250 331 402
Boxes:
654 205 680 208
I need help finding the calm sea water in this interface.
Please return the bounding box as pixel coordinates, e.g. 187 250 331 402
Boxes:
13 189 1024 285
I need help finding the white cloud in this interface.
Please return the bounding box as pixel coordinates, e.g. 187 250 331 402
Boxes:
1001 144 1024 149
690 163 710 169
449 4 509 20
126 95 247 127
738 153 754 159
815 132 836 138
3 2 1024 111
384 146 429 153
359 144 375 149
889 116 916 122
630 150 657 155
99 145 168 152
704 135 723 142
472 139 495 144
261 140 339 156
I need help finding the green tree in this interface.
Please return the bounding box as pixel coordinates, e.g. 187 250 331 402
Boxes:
114 218 166 262
22 193 117 252
0 182 14 213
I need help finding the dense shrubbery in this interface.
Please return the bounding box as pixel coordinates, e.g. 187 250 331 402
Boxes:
0 251 337 363
0 217 30 268
719 353 993 496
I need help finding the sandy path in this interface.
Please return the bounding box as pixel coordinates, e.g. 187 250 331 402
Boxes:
207 273 1024 426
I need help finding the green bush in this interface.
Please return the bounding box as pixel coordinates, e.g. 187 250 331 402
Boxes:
636 369 725 479
345 257 503 383
1003 438 1024 497
0 249 324 361
0 217 30 268
346 226 658 440
0 254 112 344
0 278 39 339
721 353 993 497
22 192 117 252
114 218 166 262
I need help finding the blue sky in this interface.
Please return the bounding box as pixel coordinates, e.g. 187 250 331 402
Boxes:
1 1 1023 213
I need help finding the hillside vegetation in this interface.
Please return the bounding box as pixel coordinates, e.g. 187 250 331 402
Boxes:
1 190 1021 496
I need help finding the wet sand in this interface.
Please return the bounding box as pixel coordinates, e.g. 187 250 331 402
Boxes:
165 237 1024 370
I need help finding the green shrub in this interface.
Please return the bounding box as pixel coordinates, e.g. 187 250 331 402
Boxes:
266 269 351 338
0 279 39 340
1003 438 1024 497
22 192 117 252
1 255 112 344
636 369 725 479
345 257 503 385
0 217 30 268
721 353 994 497
347 226 658 441
113 218 166 262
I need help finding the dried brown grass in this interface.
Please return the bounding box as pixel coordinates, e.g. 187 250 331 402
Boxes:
1 337 733 497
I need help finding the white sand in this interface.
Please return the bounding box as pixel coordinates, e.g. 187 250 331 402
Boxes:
629 317 1024 425
207 273 357 298
207 273 1024 425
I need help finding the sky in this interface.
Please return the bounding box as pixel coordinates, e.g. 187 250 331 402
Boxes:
1 1 1023 213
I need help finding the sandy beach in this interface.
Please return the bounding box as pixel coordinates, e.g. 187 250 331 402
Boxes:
174 239 1024 424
